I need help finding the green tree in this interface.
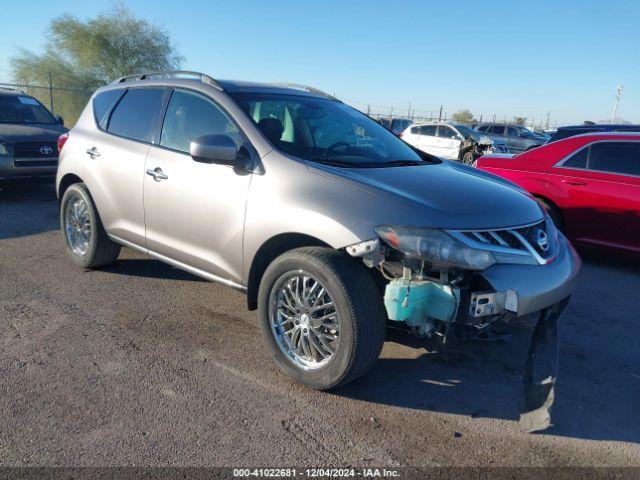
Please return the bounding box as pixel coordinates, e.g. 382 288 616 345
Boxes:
11 3 183 125
450 109 476 125
514 116 527 125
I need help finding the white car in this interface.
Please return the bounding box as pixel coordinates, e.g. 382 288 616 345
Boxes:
400 122 509 164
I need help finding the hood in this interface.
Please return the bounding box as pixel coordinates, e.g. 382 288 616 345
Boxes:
0 123 67 143
308 160 543 230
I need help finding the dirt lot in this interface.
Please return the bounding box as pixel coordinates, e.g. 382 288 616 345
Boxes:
1 181 639 467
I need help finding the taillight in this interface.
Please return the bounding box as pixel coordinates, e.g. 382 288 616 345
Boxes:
57 133 69 153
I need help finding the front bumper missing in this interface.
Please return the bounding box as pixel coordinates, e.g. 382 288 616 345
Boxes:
519 297 569 432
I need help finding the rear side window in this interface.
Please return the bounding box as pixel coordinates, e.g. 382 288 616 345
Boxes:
562 147 588 169
107 88 165 143
507 126 519 136
437 126 457 138
93 89 126 129
489 125 505 135
476 125 488 132
419 125 437 136
160 89 240 153
588 142 640 176
410 126 419 134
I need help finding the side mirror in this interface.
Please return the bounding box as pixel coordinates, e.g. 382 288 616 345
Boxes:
190 134 239 165
55 115 64 126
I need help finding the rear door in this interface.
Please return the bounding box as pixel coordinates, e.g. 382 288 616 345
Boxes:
506 125 525 152
555 140 640 252
83 87 166 247
143 88 253 283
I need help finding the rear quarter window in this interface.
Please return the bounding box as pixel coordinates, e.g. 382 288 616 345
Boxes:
107 88 165 143
93 89 126 129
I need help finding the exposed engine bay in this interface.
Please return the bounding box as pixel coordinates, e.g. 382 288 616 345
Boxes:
346 236 567 432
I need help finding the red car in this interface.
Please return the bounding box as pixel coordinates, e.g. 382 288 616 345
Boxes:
475 132 640 254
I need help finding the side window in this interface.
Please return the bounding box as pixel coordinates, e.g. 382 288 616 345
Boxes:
437 126 456 139
588 142 640 176
507 126 519 137
93 89 126 129
476 125 487 132
160 89 240 153
410 126 419 134
107 88 165 143
489 125 505 135
419 125 437 136
561 147 589 169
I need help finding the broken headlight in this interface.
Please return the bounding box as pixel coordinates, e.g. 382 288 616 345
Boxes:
375 226 496 270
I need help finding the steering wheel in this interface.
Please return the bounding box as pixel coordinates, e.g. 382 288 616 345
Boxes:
324 141 350 157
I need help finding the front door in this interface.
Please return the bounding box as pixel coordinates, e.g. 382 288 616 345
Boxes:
436 125 462 159
143 88 253 283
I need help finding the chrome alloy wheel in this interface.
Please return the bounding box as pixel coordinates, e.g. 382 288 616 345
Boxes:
64 195 91 256
269 271 341 370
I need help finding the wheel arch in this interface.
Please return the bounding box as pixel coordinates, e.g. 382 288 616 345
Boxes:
246 233 331 310
57 173 84 202
533 193 564 228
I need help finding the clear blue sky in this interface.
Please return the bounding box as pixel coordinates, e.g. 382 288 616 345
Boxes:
1 0 638 125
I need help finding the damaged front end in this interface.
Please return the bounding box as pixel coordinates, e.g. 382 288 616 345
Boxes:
460 134 509 163
346 219 580 432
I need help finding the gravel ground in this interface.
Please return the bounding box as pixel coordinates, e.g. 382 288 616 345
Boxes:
0 181 639 467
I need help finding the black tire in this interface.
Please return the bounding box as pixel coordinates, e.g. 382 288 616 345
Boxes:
537 197 563 231
257 247 386 390
60 183 120 268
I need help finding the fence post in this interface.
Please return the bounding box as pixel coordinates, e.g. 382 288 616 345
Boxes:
48 72 54 115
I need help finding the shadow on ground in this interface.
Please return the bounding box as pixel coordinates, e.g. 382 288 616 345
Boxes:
0 180 58 239
103 258 206 282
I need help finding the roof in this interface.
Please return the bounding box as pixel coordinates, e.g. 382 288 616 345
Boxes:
557 123 640 131
109 71 336 100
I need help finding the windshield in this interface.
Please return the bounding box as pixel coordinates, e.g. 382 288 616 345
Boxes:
231 93 431 167
452 124 480 140
0 94 57 125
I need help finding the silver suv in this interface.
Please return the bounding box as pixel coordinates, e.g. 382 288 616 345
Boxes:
56 72 580 430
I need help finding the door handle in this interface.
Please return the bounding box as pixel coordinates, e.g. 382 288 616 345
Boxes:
86 147 101 158
562 179 587 186
146 167 168 182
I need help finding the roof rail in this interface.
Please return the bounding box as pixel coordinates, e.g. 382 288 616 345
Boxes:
112 71 224 91
275 83 337 100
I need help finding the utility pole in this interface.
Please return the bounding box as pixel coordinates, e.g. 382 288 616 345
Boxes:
611 84 624 124
408 101 411 120
48 72 54 114
545 111 551 130
438 105 443 122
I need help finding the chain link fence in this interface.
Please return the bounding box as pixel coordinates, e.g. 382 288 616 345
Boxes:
0 81 93 127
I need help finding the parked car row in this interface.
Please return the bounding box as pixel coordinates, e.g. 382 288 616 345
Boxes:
400 122 509 164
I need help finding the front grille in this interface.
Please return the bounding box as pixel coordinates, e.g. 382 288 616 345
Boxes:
13 142 58 159
458 220 555 262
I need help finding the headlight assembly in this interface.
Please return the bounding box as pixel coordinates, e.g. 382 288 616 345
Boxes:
375 225 496 270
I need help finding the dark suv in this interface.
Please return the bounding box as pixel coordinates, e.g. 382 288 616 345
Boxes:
548 123 640 143
0 88 67 181
474 123 547 153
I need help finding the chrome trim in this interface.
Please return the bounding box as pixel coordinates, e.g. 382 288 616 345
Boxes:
447 219 557 266
108 234 247 292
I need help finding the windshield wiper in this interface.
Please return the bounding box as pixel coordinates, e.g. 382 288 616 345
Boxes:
375 160 426 167
308 158 371 168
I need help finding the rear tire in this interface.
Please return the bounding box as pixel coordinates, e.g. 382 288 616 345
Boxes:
257 247 386 390
60 183 120 268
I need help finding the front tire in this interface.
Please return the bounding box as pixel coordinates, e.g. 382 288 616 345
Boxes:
257 247 386 390
60 183 120 268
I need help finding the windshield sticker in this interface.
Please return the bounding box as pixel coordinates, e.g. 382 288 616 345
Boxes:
17 96 39 106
